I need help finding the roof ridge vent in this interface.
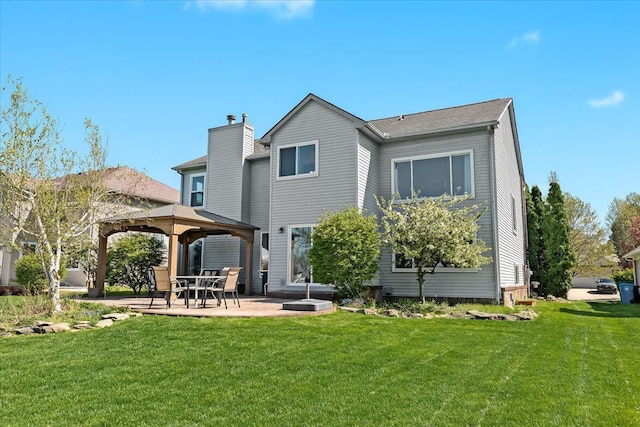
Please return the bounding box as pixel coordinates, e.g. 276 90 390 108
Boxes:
399 113 404 121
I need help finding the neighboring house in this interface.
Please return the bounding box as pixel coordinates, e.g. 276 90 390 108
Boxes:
0 166 179 288
172 94 528 304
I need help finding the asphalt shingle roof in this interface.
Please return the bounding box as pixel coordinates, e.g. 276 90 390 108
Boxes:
368 98 512 138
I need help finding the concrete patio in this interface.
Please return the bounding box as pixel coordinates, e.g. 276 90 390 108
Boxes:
81 295 336 318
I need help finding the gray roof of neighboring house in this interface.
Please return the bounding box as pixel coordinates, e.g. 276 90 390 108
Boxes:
368 98 512 139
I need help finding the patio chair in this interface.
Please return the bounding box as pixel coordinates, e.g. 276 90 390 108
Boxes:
205 267 242 309
147 266 188 309
201 267 229 308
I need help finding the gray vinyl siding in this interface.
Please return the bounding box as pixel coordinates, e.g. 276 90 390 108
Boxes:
357 132 379 215
377 129 497 299
206 123 254 221
248 158 270 293
203 122 255 282
267 100 359 292
493 107 526 287
203 235 240 272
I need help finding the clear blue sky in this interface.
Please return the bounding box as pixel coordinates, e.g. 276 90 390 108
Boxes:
1 0 638 224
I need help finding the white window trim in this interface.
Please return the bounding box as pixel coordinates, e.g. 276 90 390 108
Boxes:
189 173 206 209
276 140 319 181
390 149 475 200
391 253 480 273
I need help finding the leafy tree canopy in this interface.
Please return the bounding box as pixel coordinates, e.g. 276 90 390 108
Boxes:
377 193 491 302
308 207 380 299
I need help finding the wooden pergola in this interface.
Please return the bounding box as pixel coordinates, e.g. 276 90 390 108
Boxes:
92 204 259 297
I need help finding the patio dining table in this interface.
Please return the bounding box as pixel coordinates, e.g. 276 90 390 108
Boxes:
173 275 225 308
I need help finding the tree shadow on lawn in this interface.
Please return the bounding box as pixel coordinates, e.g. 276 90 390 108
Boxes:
560 301 640 318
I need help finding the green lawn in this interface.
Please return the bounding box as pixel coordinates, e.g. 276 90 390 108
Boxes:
1 300 639 426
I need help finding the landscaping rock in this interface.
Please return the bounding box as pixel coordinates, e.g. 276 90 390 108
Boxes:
363 308 377 315
74 323 94 330
514 311 534 321
15 326 35 335
95 319 113 328
424 313 434 319
407 313 424 318
102 313 130 321
385 309 400 317
34 320 54 327
2 331 12 338
42 323 71 333
505 315 519 321
0 324 8 332
467 310 494 320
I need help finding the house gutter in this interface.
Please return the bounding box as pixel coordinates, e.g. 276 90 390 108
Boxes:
373 120 500 142
488 124 502 304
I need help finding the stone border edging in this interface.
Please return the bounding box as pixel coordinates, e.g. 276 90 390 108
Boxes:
2 312 142 337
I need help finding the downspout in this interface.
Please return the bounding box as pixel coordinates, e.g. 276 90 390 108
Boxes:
488 125 502 303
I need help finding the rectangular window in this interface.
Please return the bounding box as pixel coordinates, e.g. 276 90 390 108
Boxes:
514 264 520 284
190 174 205 207
393 151 473 199
278 141 318 179
391 252 479 272
289 226 314 284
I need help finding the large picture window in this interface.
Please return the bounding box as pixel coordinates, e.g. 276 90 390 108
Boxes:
289 226 314 284
391 253 479 272
190 174 205 207
278 141 318 179
393 151 473 199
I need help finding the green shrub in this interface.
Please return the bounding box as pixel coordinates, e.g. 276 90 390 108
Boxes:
15 254 67 294
106 234 165 294
612 268 634 283
309 207 380 299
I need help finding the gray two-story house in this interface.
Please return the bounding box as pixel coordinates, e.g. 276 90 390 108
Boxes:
172 94 528 304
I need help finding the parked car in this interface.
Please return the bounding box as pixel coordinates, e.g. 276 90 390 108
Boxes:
595 278 618 294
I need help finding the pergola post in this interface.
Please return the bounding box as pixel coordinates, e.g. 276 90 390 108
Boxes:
91 230 108 297
245 240 253 295
167 232 180 279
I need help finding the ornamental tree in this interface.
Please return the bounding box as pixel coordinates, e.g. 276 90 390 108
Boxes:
376 193 491 302
0 77 137 311
308 207 380 299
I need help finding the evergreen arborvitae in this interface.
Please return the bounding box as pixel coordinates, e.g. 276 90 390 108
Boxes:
541 181 575 298
526 185 548 293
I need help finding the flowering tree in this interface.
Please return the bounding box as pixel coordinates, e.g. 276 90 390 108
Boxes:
0 77 133 311
377 193 491 302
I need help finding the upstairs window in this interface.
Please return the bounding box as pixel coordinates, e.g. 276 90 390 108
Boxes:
393 151 473 199
278 141 318 179
190 174 205 207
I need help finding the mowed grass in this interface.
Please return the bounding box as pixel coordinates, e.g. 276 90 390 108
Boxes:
1 300 639 426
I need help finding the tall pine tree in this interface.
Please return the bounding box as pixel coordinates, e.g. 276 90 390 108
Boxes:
526 185 547 293
541 180 575 298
